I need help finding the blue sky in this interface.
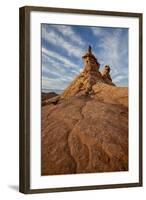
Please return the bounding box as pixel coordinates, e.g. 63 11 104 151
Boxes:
41 24 128 92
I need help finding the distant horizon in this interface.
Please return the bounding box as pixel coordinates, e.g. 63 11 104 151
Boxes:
41 85 128 95
42 88 64 94
41 24 128 91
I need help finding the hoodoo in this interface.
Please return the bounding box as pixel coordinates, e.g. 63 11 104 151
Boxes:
61 46 115 98
41 46 128 176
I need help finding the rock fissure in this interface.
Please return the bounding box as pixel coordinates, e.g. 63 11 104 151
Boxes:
67 99 91 172
41 46 128 175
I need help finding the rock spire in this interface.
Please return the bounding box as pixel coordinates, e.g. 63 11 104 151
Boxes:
61 46 115 98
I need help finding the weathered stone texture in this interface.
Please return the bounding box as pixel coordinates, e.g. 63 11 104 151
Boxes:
41 47 128 175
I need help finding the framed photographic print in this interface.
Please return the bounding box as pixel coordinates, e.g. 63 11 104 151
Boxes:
19 6 143 194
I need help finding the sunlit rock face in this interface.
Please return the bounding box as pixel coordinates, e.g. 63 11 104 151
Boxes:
61 46 115 98
41 46 128 176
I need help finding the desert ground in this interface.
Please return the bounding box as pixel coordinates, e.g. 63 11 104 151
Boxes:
41 47 128 175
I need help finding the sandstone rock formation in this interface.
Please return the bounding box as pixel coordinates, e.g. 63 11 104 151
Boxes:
61 46 115 98
42 92 59 106
101 65 115 86
41 46 128 175
42 92 58 101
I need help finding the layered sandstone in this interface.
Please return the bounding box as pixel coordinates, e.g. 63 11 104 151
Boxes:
41 46 128 175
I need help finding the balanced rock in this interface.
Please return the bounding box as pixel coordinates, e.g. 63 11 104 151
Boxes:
101 65 115 86
41 46 128 175
61 46 115 98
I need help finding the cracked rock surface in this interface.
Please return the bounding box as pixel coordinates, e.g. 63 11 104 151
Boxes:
41 84 128 175
41 47 128 175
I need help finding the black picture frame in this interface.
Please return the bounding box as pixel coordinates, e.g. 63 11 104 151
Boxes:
19 6 143 194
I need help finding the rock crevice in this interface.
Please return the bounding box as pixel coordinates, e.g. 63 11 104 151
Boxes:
41 46 128 175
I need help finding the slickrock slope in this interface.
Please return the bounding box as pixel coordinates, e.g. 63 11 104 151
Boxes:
41 46 128 175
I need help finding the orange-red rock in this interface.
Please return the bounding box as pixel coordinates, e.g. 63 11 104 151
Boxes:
41 46 128 175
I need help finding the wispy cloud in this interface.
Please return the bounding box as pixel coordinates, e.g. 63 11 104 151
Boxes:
42 76 72 91
42 47 80 90
91 27 128 86
42 47 78 69
50 25 85 46
42 25 85 58
42 24 128 91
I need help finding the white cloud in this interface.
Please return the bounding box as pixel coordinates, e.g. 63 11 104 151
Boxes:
42 48 80 90
91 27 107 37
50 25 85 46
42 61 76 82
42 26 84 58
42 76 71 91
92 28 128 86
41 26 128 90
114 75 127 82
42 47 78 69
